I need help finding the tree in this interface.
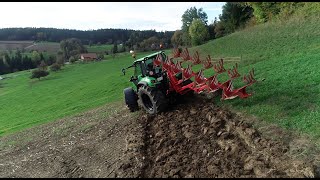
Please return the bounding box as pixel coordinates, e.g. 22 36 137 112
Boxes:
171 30 183 47
30 69 49 80
47 54 56 65
89 40 93 47
15 49 23 70
22 55 33 70
69 56 77 63
214 21 226 38
244 2 279 23
38 60 48 71
207 18 218 40
189 19 209 46
0 58 9 75
112 43 118 54
50 63 61 71
36 32 47 41
60 38 87 60
181 7 208 46
97 53 104 61
140 36 159 51
56 50 65 65
31 50 41 67
40 52 45 61
219 2 254 34
181 7 208 31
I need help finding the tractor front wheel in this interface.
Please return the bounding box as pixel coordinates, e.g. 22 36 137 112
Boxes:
137 85 167 115
124 87 139 112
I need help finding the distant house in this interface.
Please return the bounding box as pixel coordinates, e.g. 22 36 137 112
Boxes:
80 53 97 61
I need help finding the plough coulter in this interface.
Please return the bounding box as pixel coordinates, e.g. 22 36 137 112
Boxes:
122 48 257 115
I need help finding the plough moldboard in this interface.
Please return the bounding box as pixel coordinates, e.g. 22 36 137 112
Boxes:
153 48 257 100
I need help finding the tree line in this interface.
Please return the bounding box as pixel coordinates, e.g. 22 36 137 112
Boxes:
0 27 174 49
0 50 56 75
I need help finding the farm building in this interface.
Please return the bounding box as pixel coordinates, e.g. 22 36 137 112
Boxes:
80 53 98 61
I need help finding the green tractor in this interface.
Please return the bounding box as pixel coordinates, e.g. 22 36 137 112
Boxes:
122 51 170 115
122 49 257 115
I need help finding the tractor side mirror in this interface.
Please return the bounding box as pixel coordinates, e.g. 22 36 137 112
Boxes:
121 68 126 75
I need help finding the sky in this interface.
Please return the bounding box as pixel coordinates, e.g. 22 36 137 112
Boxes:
0 2 225 32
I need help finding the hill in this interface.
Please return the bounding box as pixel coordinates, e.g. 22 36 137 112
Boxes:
1 14 320 141
188 15 320 138
0 51 158 136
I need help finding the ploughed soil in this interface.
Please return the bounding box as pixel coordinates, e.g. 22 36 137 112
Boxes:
1 97 319 178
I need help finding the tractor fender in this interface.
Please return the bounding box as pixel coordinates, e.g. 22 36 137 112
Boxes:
137 81 148 88
137 77 157 88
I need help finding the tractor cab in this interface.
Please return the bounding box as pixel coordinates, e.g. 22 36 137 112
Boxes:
123 51 168 89
136 51 166 76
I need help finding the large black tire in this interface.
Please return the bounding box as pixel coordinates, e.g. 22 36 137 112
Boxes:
137 85 168 115
124 87 139 112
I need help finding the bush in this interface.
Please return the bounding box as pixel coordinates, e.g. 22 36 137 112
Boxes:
50 63 62 72
97 54 104 61
69 56 77 64
38 61 48 71
30 69 49 80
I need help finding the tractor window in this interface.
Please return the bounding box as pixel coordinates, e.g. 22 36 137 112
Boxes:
145 58 154 70
145 57 162 74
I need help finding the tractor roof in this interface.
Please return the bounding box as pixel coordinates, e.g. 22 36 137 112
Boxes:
134 51 164 63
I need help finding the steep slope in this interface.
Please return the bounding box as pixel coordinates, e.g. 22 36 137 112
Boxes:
188 15 320 138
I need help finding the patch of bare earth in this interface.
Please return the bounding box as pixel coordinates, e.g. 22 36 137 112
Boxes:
116 96 320 178
1 96 319 178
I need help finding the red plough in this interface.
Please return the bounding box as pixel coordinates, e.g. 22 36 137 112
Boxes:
157 48 257 100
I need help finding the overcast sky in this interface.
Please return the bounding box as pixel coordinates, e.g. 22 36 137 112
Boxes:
0 2 225 31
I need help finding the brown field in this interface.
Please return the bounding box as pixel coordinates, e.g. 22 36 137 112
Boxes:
25 42 60 53
0 41 60 53
0 41 34 51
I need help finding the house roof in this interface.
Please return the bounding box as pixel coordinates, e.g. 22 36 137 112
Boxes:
81 53 97 59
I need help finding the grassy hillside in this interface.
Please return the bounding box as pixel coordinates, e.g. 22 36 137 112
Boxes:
188 15 320 138
0 51 157 136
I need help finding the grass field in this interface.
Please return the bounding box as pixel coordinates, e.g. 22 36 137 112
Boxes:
1 14 320 139
0 51 157 136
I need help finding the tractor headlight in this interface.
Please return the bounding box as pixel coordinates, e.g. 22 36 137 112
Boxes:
157 76 163 81
149 71 154 75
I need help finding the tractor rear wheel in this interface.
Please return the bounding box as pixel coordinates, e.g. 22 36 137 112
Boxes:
124 87 139 112
137 85 167 115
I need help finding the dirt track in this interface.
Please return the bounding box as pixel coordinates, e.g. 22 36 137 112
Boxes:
0 97 319 178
